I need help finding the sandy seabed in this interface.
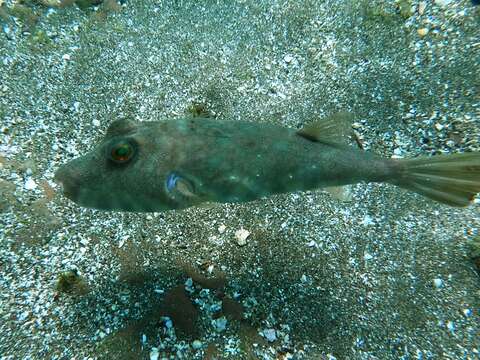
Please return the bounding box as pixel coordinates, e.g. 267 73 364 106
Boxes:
0 1 479 359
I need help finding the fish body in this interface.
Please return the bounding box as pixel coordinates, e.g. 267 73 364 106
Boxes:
161 117 391 201
54 114 480 212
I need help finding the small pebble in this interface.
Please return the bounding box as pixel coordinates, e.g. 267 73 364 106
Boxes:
263 328 277 342
434 0 452 7
218 224 226 234
192 340 202 350
207 264 214 273
418 2 427 14
213 317 228 332
283 54 294 64
150 347 159 360
92 119 101 127
185 277 193 290
393 148 403 156
446 320 455 333
417 28 429 37
164 319 173 329
208 235 223 245
307 240 317 247
62 54 71 61
433 278 443 288
361 215 374 226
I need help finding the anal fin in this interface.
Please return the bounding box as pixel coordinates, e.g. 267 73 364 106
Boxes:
324 185 353 202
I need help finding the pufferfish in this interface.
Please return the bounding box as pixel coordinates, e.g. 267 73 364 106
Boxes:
54 113 480 212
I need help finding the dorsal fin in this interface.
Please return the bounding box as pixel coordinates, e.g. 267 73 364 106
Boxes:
106 119 138 138
297 112 354 144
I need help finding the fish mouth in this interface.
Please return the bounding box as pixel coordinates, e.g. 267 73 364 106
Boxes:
53 166 80 202
55 180 78 201
54 166 142 211
53 163 166 212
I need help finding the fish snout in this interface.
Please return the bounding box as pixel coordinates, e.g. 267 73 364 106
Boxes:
54 164 81 201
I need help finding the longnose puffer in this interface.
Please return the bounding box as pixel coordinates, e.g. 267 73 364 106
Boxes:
54 113 480 212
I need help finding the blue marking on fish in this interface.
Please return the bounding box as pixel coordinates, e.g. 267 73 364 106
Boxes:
166 172 180 192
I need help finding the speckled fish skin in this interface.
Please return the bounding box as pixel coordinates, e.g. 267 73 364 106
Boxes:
54 117 395 212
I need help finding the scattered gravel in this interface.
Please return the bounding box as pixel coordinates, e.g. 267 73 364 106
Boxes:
0 0 479 359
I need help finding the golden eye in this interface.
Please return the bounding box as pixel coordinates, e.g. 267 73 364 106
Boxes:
109 141 134 163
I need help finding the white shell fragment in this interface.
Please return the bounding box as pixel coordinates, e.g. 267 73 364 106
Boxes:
24 178 37 190
235 228 250 246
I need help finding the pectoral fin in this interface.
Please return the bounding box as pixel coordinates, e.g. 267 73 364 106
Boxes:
175 177 196 198
197 201 219 210
324 185 353 202
166 172 197 201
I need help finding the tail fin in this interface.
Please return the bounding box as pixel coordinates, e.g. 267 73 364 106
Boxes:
391 152 480 207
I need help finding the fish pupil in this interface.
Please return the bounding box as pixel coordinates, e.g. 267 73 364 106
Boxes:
111 143 132 162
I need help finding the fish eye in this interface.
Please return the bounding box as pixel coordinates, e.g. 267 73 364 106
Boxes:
108 140 136 164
